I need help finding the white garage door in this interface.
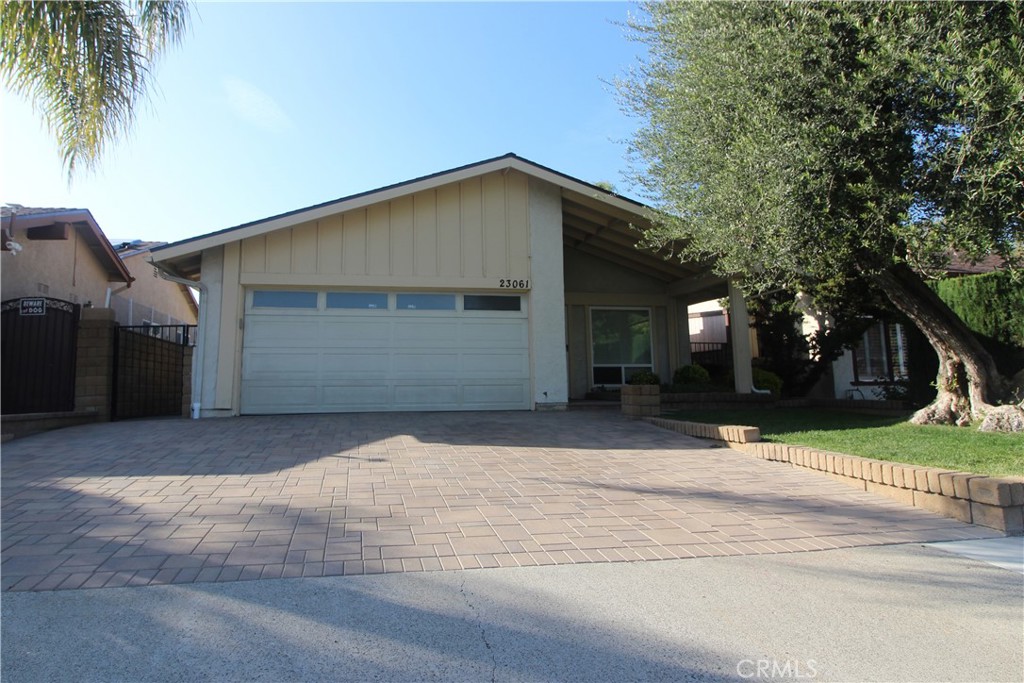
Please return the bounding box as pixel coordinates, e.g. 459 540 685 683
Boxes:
240 290 530 414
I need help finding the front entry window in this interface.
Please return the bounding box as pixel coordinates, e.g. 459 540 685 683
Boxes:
591 308 653 386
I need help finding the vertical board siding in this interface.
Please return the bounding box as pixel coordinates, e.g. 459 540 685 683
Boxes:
342 210 367 276
436 184 462 277
238 170 530 283
291 221 318 274
482 172 507 278
265 230 291 273
460 177 484 279
366 203 391 275
317 215 344 274
413 191 438 277
241 235 267 273
389 195 414 276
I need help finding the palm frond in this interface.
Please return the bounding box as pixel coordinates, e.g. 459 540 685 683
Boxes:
0 0 191 178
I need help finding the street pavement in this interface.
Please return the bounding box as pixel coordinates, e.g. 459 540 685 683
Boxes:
3 538 1021 682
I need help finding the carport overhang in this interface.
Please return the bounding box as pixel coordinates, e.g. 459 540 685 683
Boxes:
558 187 727 304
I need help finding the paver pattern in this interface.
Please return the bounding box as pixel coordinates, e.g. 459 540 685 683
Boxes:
2 411 998 591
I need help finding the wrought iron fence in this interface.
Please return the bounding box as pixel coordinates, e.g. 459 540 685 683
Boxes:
1 297 80 414
691 341 731 368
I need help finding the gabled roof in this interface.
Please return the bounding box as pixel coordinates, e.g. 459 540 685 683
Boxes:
1 206 133 284
149 153 718 292
151 154 647 258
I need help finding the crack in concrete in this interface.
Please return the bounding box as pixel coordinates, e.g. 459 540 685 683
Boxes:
459 575 497 683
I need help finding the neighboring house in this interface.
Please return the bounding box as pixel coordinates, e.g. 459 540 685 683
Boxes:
151 153 759 417
0 206 197 326
1 206 132 307
111 240 198 327
810 254 1004 402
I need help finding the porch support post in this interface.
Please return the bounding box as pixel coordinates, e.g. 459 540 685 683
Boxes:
729 281 753 393
674 299 692 367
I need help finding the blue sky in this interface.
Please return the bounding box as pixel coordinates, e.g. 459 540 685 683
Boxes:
0 1 646 244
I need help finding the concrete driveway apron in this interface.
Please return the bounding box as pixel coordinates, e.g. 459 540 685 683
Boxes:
1 411 998 591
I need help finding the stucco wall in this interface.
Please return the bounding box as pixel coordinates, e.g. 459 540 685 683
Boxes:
110 253 197 325
1 225 114 306
527 178 568 407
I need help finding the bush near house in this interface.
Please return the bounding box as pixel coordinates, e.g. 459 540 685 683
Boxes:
673 364 711 386
751 367 784 396
932 271 1024 380
627 370 661 385
933 271 1024 347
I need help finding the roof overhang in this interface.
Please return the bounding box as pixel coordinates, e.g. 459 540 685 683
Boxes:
2 209 133 284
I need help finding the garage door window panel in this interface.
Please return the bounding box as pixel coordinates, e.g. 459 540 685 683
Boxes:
397 294 456 311
464 295 521 312
252 290 318 309
327 292 389 310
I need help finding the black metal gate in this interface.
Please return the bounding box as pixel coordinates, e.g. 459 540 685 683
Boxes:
112 325 195 420
1 297 81 414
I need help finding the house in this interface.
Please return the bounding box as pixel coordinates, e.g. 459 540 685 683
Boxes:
150 154 758 417
1 207 197 327
1 206 132 307
111 240 198 327
818 255 1006 402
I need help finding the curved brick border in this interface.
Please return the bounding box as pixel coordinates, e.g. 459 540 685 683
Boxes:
646 417 1024 534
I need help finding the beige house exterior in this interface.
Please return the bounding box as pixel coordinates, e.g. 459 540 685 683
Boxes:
1 207 197 326
111 243 198 327
152 155 755 417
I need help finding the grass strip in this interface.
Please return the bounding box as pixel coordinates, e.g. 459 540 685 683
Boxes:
665 408 1024 478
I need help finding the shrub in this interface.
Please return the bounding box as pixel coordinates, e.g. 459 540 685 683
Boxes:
933 270 1024 347
627 370 661 385
752 367 784 395
673 364 711 386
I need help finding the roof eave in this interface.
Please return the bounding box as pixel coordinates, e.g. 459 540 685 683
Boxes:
3 208 133 284
150 154 653 263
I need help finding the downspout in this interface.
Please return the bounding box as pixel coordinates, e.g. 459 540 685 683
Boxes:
152 262 206 419
104 283 131 308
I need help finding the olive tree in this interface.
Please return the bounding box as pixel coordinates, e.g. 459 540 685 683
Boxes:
620 1 1023 430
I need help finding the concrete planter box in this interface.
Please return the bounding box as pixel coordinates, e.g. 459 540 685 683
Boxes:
621 384 660 418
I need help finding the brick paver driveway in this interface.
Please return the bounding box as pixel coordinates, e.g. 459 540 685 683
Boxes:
2 411 996 591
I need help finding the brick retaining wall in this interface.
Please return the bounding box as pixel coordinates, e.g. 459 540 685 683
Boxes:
645 416 1024 534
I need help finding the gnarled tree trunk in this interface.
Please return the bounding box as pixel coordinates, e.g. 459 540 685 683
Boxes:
874 263 1022 432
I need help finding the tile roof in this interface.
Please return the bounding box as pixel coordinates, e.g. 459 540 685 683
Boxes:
1 205 85 218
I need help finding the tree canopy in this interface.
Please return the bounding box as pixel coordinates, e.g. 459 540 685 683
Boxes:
620 1 1023 429
0 0 191 177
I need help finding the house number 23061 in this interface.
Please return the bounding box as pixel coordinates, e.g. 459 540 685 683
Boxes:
499 279 530 289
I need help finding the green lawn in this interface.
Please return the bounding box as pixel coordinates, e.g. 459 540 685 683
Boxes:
665 408 1024 478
